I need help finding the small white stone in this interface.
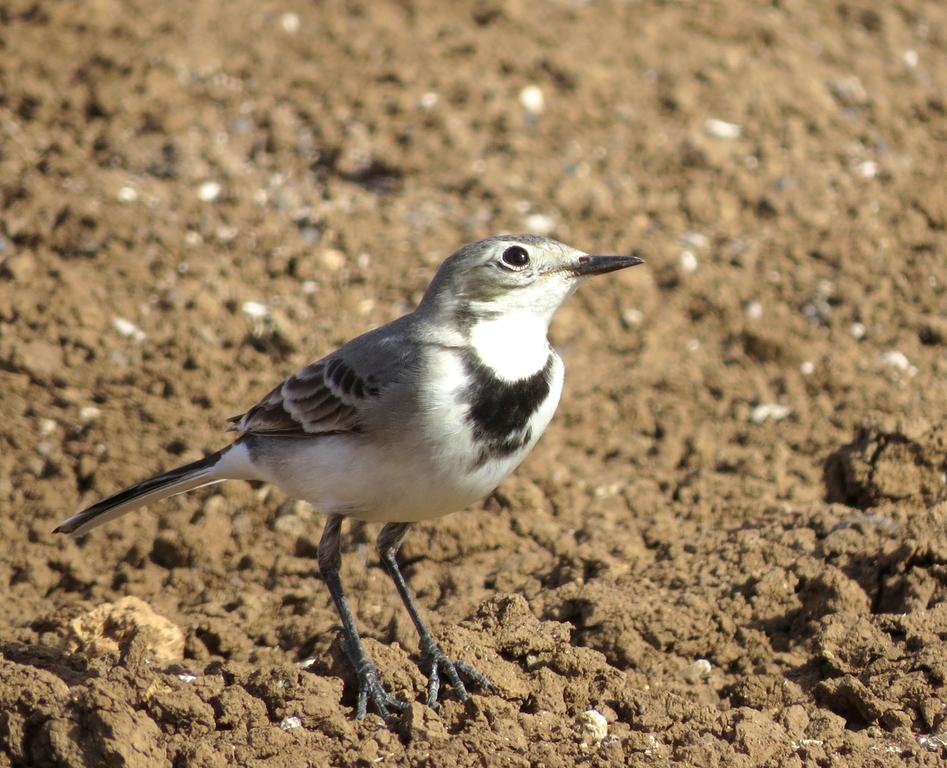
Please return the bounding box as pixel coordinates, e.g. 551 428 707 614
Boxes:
297 657 317 669
197 180 222 202
857 160 879 178
39 418 58 436
519 85 545 115
691 658 713 677
745 301 763 319
849 321 866 340
686 338 701 352
881 350 910 371
279 715 302 731
703 118 742 139
800 361 815 376
320 249 346 272
112 317 146 342
750 403 792 424
524 212 555 235
578 709 608 745
419 91 439 110
279 12 300 33
621 308 644 328
793 738 825 750
644 734 663 756
177 673 197 683
241 301 268 319
903 50 918 68
301 280 318 295
680 231 709 249
117 186 138 203
79 405 102 422
679 250 698 273
216 225 238 243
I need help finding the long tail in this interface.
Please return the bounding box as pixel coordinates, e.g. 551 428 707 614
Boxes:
54 443 249 536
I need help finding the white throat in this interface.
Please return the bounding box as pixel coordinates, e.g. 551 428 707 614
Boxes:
469 312 551 381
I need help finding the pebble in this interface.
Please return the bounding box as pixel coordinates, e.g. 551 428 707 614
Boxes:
857 160 879 178
280 716 303 731
849 321 866 340
692 658 713 677
519 85 545 115
279 12 300 33
800 361 815 376
419 92 439 110
679 250 698 273
524 212 555 235
578 709 608 745
112 317 146 342
881 350 909 370
703 118 742 139
241 301 268 319
903 50 918 68
918 731 947 750
621 308 644 328
117 186 138 203
750 403 792 424
745 301 763 319
881 350 915 376
680 231 709 249
320 249 346 272
39 418 58 436
828 75 868 106
177 673 197 683
197 180 222 202
79 405 102 422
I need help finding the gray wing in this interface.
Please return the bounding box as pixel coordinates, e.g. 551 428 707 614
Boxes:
228 318 416 438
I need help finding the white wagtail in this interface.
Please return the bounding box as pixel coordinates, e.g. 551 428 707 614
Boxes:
55 235 643 722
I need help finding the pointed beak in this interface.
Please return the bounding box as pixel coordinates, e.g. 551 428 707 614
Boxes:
571 253 645 276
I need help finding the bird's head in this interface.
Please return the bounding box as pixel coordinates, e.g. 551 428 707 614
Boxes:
419 235 643 329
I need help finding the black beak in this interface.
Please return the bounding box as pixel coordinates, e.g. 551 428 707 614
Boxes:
572 253 645 276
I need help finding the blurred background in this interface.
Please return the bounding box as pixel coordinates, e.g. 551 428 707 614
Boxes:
1 0 945 765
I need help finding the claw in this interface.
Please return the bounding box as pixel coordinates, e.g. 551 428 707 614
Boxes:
352 659 409 722
419 640 492 708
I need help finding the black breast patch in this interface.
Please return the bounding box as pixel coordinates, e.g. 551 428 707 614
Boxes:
462 350 555 467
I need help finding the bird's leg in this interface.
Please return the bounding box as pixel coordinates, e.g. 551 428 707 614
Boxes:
318 515 408 721
377 522 492 708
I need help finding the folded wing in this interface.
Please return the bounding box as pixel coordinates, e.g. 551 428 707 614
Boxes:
228 355 383 437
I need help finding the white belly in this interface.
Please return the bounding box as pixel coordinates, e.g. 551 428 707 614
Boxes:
248 350 564 523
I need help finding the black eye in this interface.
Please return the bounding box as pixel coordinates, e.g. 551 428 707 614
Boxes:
501 245 530 268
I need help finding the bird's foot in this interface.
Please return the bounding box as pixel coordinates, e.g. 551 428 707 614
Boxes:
419 638 492 708
352 658 409 722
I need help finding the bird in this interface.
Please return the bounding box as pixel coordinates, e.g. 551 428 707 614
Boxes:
54 234 643 723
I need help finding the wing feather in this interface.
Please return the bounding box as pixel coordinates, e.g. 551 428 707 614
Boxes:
228 356 377 437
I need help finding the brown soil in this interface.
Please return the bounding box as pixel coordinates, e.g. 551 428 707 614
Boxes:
2 1 946 766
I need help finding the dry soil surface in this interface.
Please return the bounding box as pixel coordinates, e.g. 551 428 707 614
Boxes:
1 1 946 766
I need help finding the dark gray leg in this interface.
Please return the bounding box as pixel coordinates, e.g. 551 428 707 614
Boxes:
318 515 408 721
377 522 492 708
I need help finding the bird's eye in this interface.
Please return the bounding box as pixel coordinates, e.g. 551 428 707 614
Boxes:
500 245 530 269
